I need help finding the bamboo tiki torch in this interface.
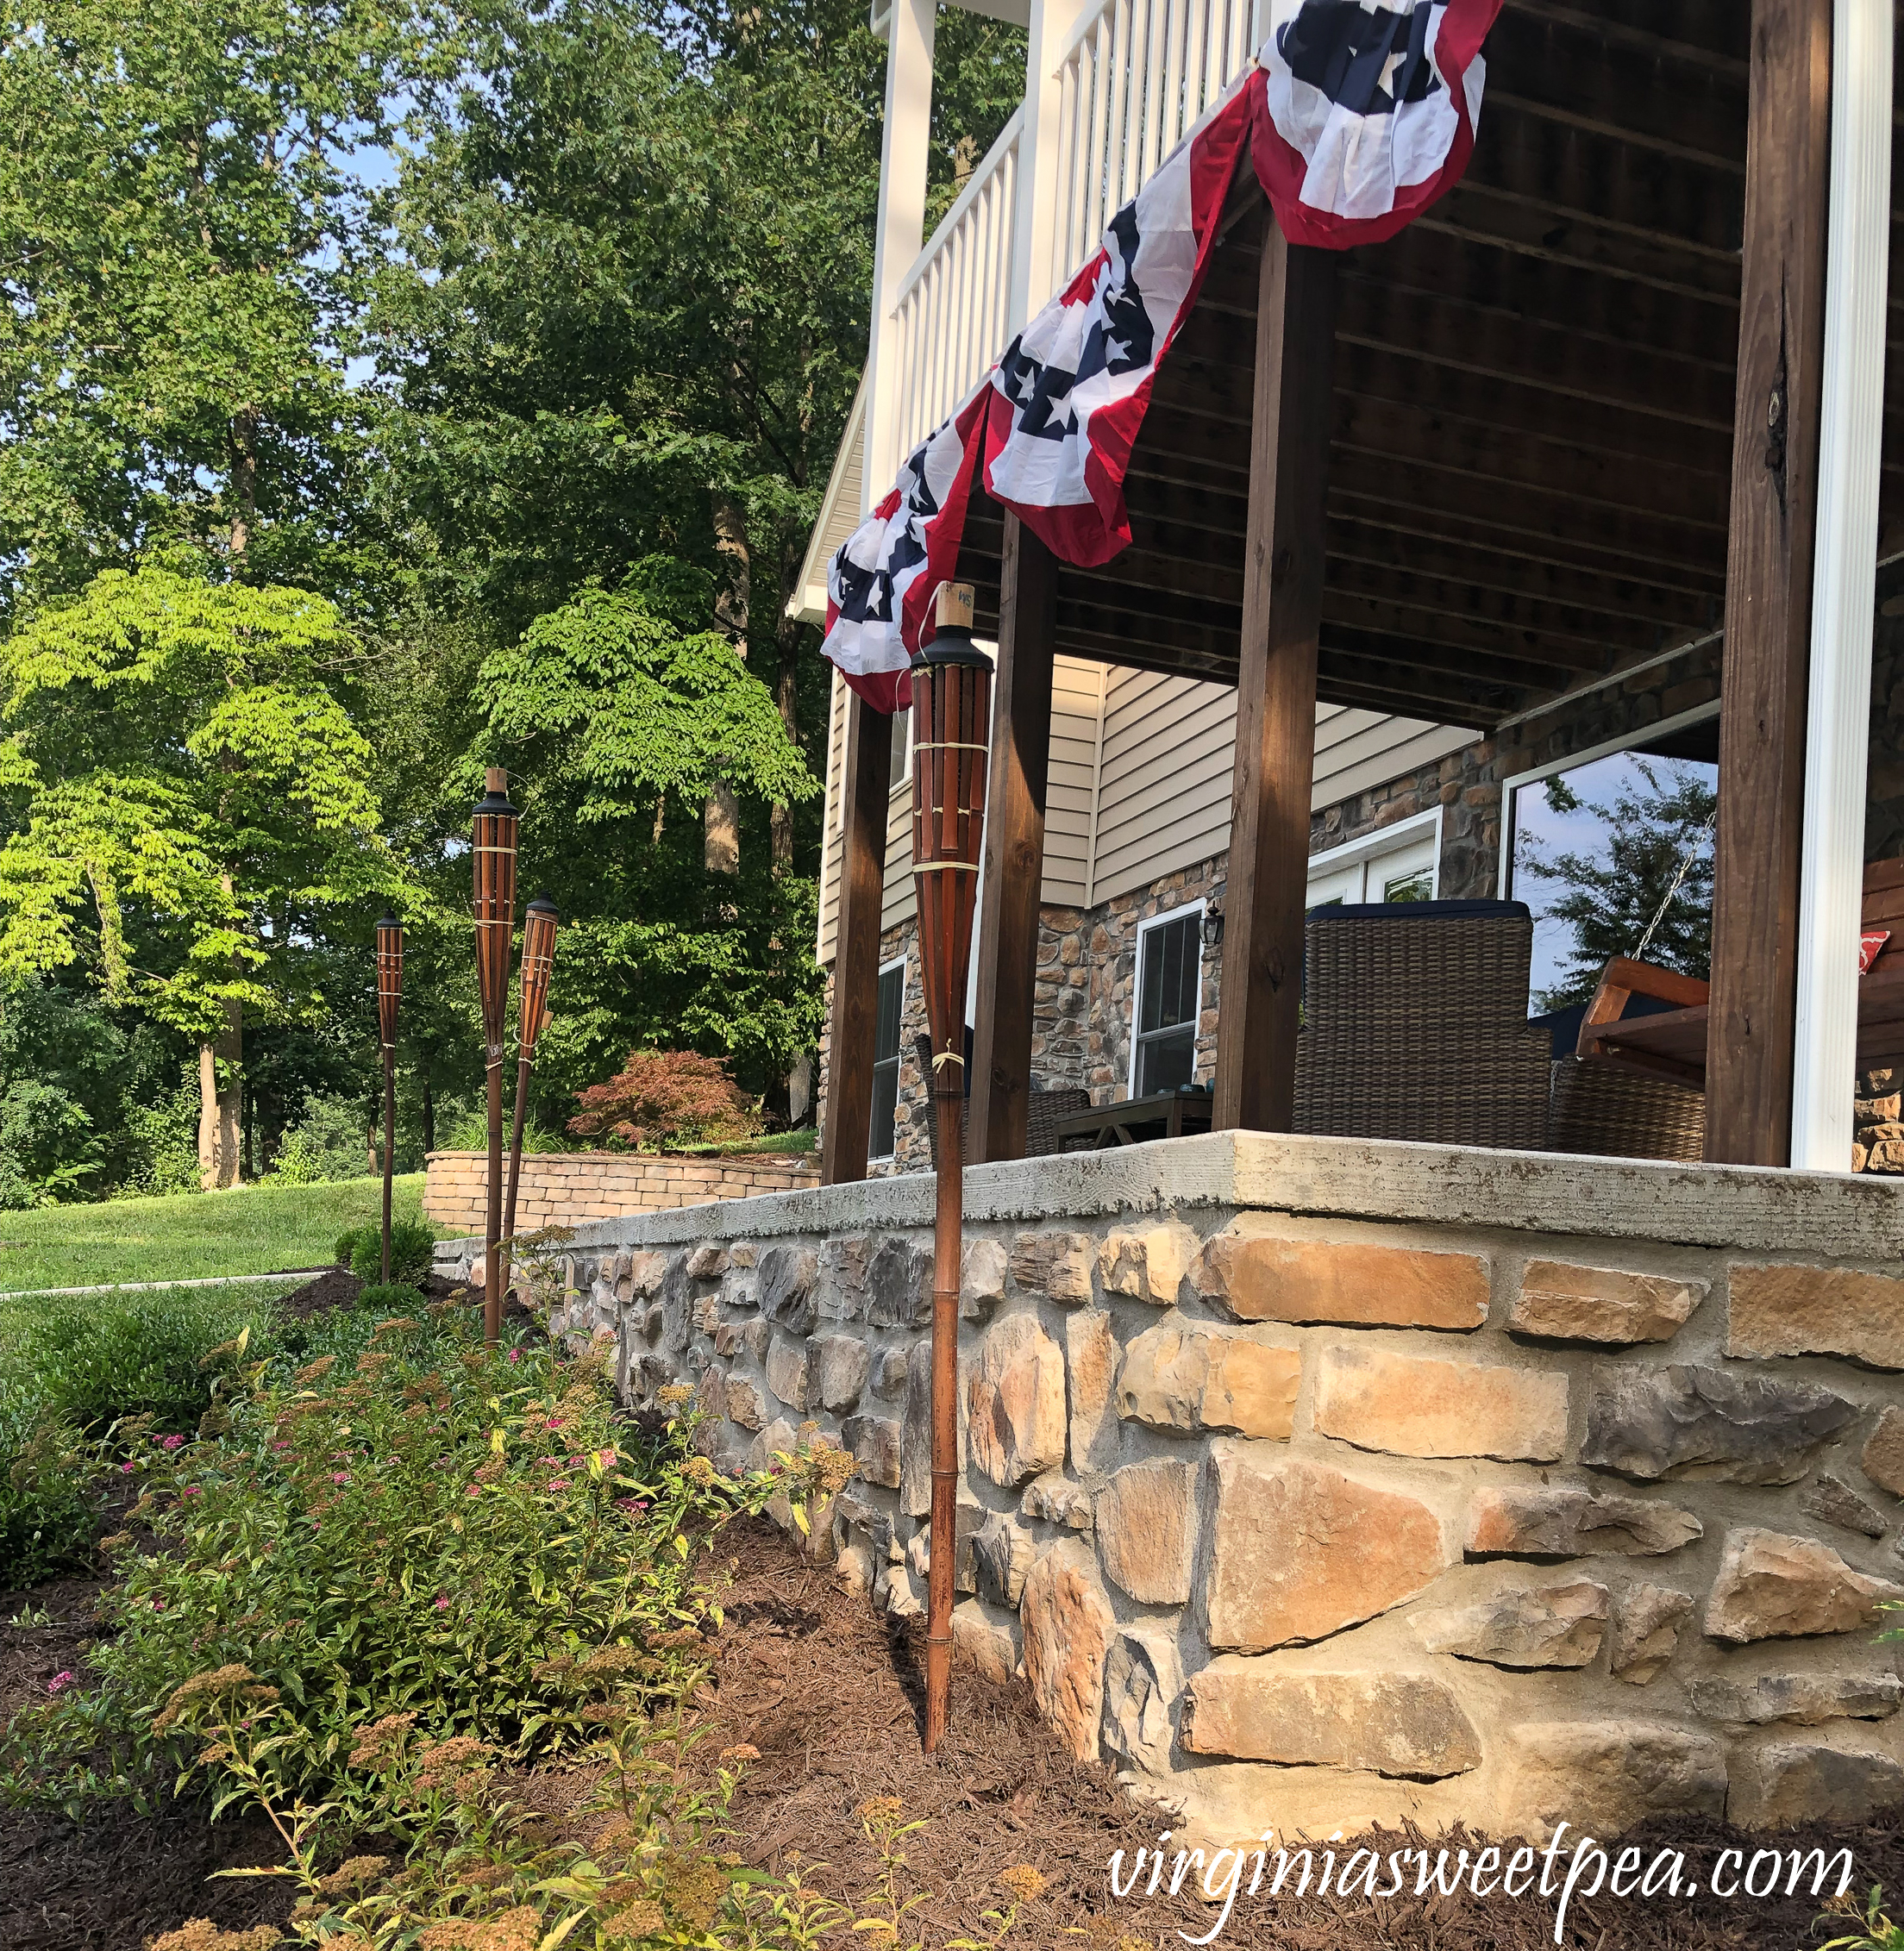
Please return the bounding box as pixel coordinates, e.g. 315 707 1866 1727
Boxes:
374 914 404 1285
501 896 560 1299
909 581 993 1754
472 768 520 1347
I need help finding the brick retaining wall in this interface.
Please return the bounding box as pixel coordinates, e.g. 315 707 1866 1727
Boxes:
422 1148 818 1235
442 1133 1904 1849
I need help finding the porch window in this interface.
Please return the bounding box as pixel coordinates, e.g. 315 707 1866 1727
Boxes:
1305 807 1441 908
869 958 905 1159
1132 907 1203 1095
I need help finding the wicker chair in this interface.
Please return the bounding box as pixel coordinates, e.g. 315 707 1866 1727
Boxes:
914 1034 1090 1167
1547 1057 1704 1161
1291 899 1553 1151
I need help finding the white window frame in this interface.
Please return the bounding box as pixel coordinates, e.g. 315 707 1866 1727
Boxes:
1128 898 1206 1097
1495 702 1721 899
1304 805 1444 906
868 953 907 1160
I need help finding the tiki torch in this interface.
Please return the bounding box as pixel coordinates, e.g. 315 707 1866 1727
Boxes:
472 766 519 1347
501 895 560 1298
909 581 993 1754
374 914 404 1285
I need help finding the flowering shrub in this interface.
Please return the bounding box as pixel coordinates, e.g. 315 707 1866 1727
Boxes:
567 1048 761 1150
0 1305 806 1826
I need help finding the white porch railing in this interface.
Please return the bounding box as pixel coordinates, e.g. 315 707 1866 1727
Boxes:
1049 0 1259 294
885 0 1259 467
891 109 1023 461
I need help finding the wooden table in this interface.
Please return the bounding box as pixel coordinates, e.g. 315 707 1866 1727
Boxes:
1053 1090 1216 1150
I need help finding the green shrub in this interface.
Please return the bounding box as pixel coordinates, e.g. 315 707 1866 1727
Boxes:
354 1279 426 1315
335 1217 436 1287
0 1411 106 1588
0 1320 823 1823
272 1094 373 1185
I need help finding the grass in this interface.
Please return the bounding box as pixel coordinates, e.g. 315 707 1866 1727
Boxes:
673 1128 817 1156
0 1173 428 1295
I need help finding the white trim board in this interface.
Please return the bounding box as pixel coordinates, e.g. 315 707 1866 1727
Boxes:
1127 897 1206 1097
1305 805 1443 888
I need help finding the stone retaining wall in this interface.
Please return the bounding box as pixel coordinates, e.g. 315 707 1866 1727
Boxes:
422 1148 818 1235
440 1133 1904 1848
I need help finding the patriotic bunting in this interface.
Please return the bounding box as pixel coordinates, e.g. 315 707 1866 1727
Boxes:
1253 0 1500 248
822 3 1500 710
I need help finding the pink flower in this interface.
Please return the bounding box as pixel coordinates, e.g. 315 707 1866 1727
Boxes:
614 1497 648 1514
149 1599 165 1610
595 1448 616 1469
567 1455 584 1468
434 1592 450 1610
547 1478 572 1491
466 1484 482 1498
158 1435 185 1451
331 1472 351 1485
507 1348 522 1364
120 1460 136 1474
545 1415 567 1431
272 1441 292 1452
46 1671 75 1694
179 1485 202 1498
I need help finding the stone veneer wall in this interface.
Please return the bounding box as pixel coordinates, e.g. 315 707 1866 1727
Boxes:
443 1134 1904 1848
422 1148 818 1236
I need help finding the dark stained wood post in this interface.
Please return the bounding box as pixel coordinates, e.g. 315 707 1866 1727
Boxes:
1212 216 1337 1133
821 686 892 1185
968 513 1058 1162
1706 0 1832 1166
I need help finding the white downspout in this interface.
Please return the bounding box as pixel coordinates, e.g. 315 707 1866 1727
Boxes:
1790 0 1895 1169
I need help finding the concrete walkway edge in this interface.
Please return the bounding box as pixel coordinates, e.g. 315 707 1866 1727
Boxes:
0 1268 330 1301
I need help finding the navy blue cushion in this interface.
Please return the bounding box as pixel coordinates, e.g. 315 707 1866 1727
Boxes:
1306 898 1531 922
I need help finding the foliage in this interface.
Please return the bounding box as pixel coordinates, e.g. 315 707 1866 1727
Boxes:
336 1219 439 1288
271 1094 373 1186
119 1072 207 1198
1517 758 1717 1012
0 1410 108 1588
0 1317 830 1822
1820 1888 1904 1951
570 1049 763 1149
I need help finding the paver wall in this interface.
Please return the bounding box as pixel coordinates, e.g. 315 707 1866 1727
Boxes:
444 1138 1904 1849
422 1149 818 1235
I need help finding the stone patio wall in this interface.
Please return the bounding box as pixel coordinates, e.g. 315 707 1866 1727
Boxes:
422 1148 818 1235
444 1134 1904 1848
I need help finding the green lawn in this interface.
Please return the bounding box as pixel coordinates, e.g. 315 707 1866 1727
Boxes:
0 1173 428 1294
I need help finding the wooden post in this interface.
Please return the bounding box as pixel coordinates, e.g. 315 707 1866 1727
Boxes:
1707 0 1832 1166
969 513 1057 1162
821 686 892 1184
1212 217 1337 1133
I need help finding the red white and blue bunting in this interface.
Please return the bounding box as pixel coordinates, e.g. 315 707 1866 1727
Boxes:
823 0 1500 711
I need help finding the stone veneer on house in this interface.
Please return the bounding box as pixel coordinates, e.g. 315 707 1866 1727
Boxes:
442 1132 1904 1847
422 1148 818 1236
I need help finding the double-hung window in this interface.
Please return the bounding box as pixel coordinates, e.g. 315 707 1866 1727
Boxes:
868 958 905 1159
1131 906 1203 1095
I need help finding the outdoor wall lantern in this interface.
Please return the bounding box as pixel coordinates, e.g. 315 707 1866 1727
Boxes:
472 767 520 1347
909 580 993 1754
502 895 561 1297
374 914 404 1285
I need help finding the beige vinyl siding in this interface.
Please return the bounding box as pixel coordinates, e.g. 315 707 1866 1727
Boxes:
1043 656 1104 909
816 671 850 964
790 377 868 625
1091 670 1236 905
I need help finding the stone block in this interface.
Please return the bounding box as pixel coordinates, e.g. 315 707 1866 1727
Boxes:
1205 1449 1451 1652
1099 1224 1198 1306
1610 1583 1694 1685
836 1541 875 1596
1312 1344 1567 1462
960 1236 1008 1318
1413 1575 1609 1669
966 1314 1067 1487
1020 1541 1116 1762
866 1236 930 1329
749 1414 799 1473
1509 1260 1705 1344
1729 1262 1904 1371
1010 1230 1095 1304
730 1242 757 1268
1102 1624 1184 1775
876 1561 924 1618
723 1376 767 1432
1183 1660 1481 1779
628 1249 671 1299
686 1244 729 1279
1021 1475 1093 1530
952 1599 1022 1687
1687 1670 1903 1726
757 1245 819 1335
1579 1365 1856 1485
898 1346 961 1517
1065 1310 1119 1472
1501 1722 1726 1839
836 1487 894 1558
1801 1473 1890 1538
1705 1527 1904 1642
812 1333 871 1414
695 1367 725 1422
1116 1318 1300 1440
766 1334 812 1413
1865 1406 1904 1498
910 1498 984 1595
1465 1484 1701 1559
819 1234 872 1323
1193 1216 1488 1329
1095 1457 1198 1605
973 1510 1037 1608
870 1346 909 1400
840 1414 902 1490
1728 1740 1904 1827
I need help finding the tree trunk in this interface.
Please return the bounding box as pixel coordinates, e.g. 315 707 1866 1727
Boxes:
197 998 242 1189
229 409 259 560
771 584 801 873
422 1067 435 1155
707 492 749 883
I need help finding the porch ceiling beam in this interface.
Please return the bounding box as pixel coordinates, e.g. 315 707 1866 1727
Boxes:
1318 567 1663 663
1317 619 1602 690
1314 653 1526 724
1707 0 1832 1167
1496 0 1749 82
